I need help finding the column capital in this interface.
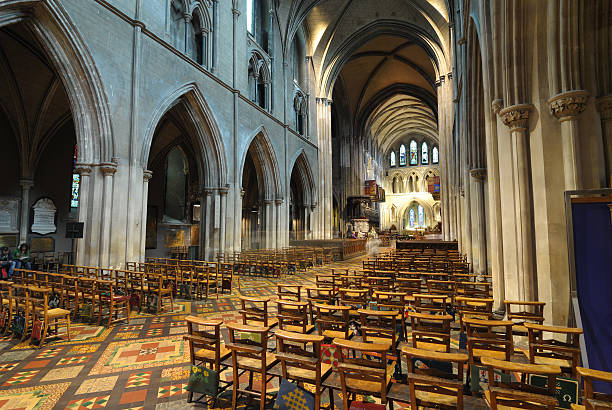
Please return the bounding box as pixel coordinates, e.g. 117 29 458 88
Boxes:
100 162 117 176
499 104 533 132
263 199 273 205
596 94 612 121
548 90 589 122
203 188 215 196
74 163 92 176
143 169 153 181
470 168 487 181
218 186 229 196
19 179 34 189
183 13 192 22
310 202 317 211
491 99 503 114
232 8 240 17
275 198 283 205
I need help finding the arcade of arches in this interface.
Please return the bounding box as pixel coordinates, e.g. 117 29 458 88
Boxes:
1 0 611 346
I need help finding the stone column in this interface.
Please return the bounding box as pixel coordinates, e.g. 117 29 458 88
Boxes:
470 168 487 276
74 164 92 265
597 95 612 187
263 199 273 249
140 170 152 262
99 162 117 267
275 198 283 248
499 104 536 301
200 27 208 67
203 189 214 260
183 13 192 54
211 0 218 73
218 186 228 259
18 179 34 244
549 90 589 190
310 204 316 240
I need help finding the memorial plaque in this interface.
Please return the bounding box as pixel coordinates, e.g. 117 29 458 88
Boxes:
31 198 57 235
0 199 20 233
30 237 55 253
0 234 18 248
165 230 185 248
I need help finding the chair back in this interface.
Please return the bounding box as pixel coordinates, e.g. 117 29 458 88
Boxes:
184 316 224 372
575 367 612 410
408 312 452 352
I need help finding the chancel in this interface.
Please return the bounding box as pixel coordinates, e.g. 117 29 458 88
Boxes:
0 0 611 408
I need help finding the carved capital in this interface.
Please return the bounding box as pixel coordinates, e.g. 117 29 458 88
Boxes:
100 162 117 176
548 90 589 121
232 8 240 17
470 168 487 181
74 164 92 176
183 13 192 22
143 170 153 182
491 99 503 115
263 199 273 205
203 188 215 196
275 198 283 205
19 179 34 190
596 95 612 121
499 104 533 131
218 186 229 196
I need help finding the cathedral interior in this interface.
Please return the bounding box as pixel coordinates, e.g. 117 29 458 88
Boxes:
0 0 610 409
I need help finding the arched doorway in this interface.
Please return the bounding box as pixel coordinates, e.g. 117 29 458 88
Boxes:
403 201 427 231
145 103 204 260
289 153 314 241
240 129 281 250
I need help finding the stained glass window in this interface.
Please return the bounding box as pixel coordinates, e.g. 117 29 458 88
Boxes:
399 145 406 166
390 151 396 167
409 208 415 227
432 146 439 164
71 145 80 208
418 205 424 226
246 0 254 33
409 140 418 165
422 142 428 164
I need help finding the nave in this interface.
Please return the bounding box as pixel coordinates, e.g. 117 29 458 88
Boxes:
0 246 606 410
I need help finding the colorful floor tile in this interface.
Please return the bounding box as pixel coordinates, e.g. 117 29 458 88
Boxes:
2 370 38 386
160 366 190 382
65 394 110 409
23 359 51 369
157 383 188 398
119 389 147 405
125 371 151 388
145 329 163 337
58 355 91 365
75 376 119 395
68 344 100 355
0 362 18 371
90 337 189 375
0 382 70 409
41 365 84 382
115 332 140 340
36 347 63 358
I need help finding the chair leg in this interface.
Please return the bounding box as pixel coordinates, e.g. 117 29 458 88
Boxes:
40 319 48 347
66 315 71 341
260 370 266 410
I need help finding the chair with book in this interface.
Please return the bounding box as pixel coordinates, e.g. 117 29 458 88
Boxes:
524 323 583 378
573 367 612 410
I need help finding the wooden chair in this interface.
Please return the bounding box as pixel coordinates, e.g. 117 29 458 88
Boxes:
77 277 98 323
397 346 469 409
481 356 560 410
277 284 301 301
28 286 71 346
226 322 277 410
306 286 336 323
9 284 31 340
358 308 400 357
275 330 332 410
238 295 278 328
573 367 612 410
505 300 545 336
338 288 369 320
276 300 313 334
143 272 174 313
464 318 514 366
0 280 13 334
183 316 231 405
218 263 233 294
314 303 352 341
96 278 130 327
455 296 494 332
333 337 394 410
408 311 453 352
524 323 583 378
372 290 409 340
413 293 451 315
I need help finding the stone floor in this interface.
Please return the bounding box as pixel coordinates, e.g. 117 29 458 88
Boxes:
0 253 488 409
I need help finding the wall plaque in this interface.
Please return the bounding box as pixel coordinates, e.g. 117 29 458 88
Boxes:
0 234 18 248
30 237 55 253
31 198 57 235
0 199 20 233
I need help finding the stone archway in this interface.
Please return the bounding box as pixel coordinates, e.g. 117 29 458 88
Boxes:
289 152 315 240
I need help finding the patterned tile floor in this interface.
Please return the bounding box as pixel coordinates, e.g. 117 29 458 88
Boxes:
0 253 486 409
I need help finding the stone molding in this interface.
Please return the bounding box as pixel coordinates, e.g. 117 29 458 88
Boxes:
548 90 589 121
19 179 34 190
143 170 153 182
596 95 612 121
100 162 117 176
263 199 273 205
218 186 229 196
275 198 283 205
470 168 487 181
499 104 533 131
74 164 92 176
491 99 503 115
